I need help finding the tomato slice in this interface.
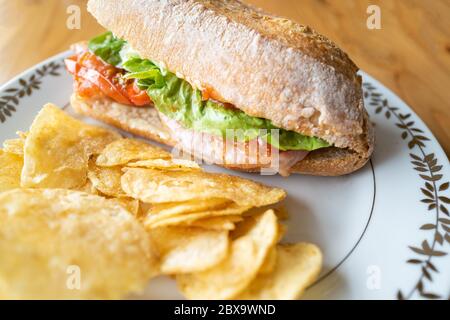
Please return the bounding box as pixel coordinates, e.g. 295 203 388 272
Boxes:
64 49 151 107
76 64 131 105
126 81 152 106
64 57 78 74
74 77 104 98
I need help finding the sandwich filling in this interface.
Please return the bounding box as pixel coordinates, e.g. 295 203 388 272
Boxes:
65 32 331 175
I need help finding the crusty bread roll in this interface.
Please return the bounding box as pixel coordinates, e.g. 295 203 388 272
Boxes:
74 0 374 176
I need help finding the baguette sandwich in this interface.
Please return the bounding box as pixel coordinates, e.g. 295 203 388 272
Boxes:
65 0 374 176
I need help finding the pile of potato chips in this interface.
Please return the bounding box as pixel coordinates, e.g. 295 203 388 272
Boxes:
0 104 322 299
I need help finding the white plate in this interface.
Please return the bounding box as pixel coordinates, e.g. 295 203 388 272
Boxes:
1 51 449 300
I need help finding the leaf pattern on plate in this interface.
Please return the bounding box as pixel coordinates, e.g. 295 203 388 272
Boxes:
0 61 63 123
364 82 449 300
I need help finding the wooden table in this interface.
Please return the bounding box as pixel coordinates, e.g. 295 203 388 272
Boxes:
1 0 449 155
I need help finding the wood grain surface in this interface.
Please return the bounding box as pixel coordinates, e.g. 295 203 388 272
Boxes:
0 0 449 155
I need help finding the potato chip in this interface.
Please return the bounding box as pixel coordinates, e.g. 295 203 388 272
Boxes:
0 188 158 299
230 213 281 275
147 198 232 218
0 149 23 192
177 210 278 299
122 168 286 206
231 211 263 239
274 206 289 220
236 243 322 299
258 246 277 275
112 197 140 216
127 158 200 171
179 215 243 231
75 179 99 195
3 138 24 156
144 202 251 229
96 138 171 167
149 227 229 274
138 201 152 218
87 159 125 197
17 131 28 139
21 104 120 189
277 223 287 241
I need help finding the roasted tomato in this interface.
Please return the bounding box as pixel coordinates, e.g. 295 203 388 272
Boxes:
65 46 151 107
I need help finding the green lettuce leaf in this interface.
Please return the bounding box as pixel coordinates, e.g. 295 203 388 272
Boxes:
88 32 330 151
262 130 330 151
88 32 125 66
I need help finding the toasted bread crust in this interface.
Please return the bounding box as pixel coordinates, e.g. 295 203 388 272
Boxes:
70 94 177 146
87 0 373 159
70 94 371 176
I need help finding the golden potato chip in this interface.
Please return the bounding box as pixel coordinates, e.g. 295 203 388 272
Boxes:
3 138 24 155
144 202 251 229
274 206 289 220
75 179 99 195
231 211 263 239
138 201 152 218
232 209 285 240
236 243 322 299
258 246 277 275
127 158 200 171
149 227 229 274
21 104 120 189
87 160 125 197
0 188 158 299
179 215 243 231
0 149 23 192
177 210 278 299
96 138 171 167
147 198 232 218
17 131 27 139
277 223 287 241
122 168 286 206
2 131 27 156
230 213 281 275
112 197 140 216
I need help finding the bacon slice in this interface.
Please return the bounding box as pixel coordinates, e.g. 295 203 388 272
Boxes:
159 114 308 176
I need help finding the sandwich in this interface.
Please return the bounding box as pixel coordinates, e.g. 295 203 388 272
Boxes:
65 0 374 176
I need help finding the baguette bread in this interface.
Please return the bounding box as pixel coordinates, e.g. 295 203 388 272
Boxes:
74 0 374 176
71 94 372 176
